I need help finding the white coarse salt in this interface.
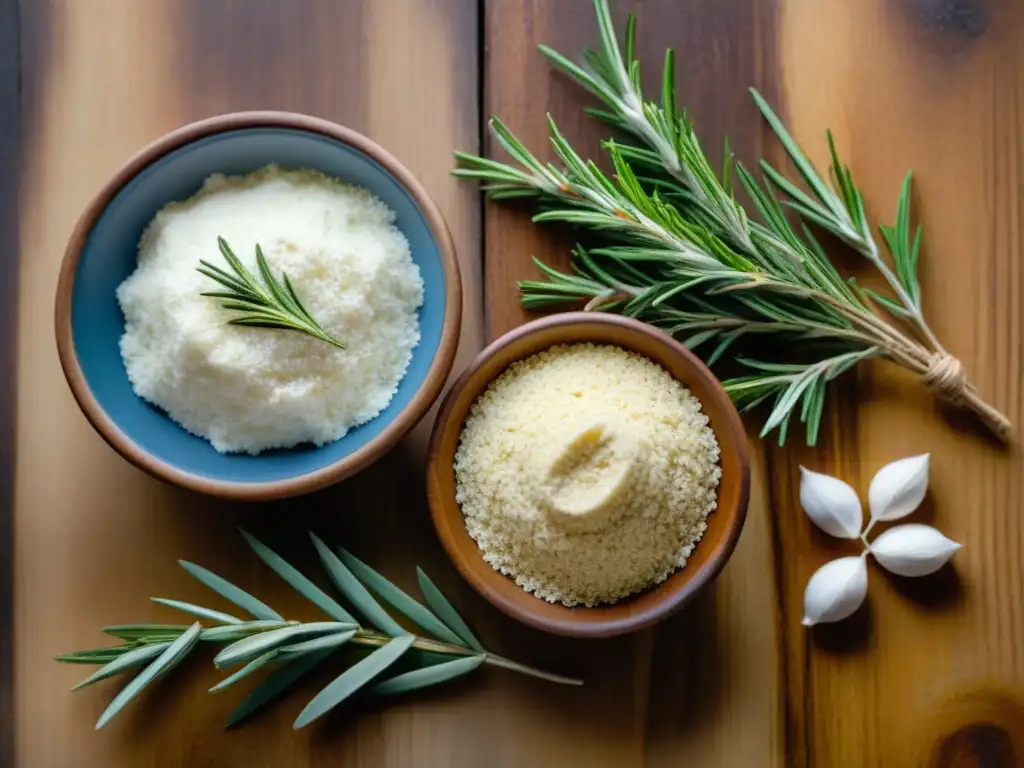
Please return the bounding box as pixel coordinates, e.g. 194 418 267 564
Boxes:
116 165 424 454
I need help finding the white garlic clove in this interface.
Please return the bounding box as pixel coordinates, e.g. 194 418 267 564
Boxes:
868 454 929 522
869 523 961 577
802 555 868 626
798 466 863 539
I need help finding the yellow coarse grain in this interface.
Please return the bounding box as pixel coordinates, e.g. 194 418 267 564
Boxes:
453 343 721 607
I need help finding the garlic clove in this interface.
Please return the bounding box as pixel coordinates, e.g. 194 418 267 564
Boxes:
802 555 868 626
868 454 929 522
799 466 863 539
868 523 961 577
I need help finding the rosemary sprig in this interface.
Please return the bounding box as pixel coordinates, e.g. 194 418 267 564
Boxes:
198 237 344 349
55 530 580 731
453 0 1011 445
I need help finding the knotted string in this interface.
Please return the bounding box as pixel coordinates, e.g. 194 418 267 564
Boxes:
920 354 1013 439
921 354 967 404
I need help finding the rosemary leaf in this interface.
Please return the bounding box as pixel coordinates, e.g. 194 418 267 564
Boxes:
415 568 484 652
198 237 344 349
209 651 280 693
277 630 356 658
368 655 485 698
337 549 467 648
293 635 415 729
310 533 407 638
95 623 202 730
200 620 291 643
102 624 189 642
240 530 356 624
214 623 355 669
151 597 242 626
179 560 283 622
226 649 334 729
71 642 172 691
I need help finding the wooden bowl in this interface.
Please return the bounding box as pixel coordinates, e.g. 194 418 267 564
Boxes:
55 112 461 501
426 313 750 638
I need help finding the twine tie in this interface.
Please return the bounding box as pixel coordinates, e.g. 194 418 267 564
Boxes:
921 354 967 404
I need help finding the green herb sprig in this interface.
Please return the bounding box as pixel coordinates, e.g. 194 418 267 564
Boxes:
453 0 1011 445
198 237 344 349
55 530 580 731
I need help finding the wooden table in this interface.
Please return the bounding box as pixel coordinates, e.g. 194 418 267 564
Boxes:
4 1 1023 765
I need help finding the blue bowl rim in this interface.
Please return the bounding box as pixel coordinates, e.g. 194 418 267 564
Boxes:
54 111 462 501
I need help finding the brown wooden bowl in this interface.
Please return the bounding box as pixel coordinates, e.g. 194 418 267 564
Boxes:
426 313 750 638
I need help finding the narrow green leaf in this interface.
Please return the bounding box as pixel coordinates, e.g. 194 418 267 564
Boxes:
624 13 636 70
805 377 827 446
95 623 202 730
761 373 818 435
707 331 741 366
151 597 242 625
760 161 834 222
71 642 172 691
225 649 334 729
214 622 354 669
254 245 292 311
896 171 912 258
662 48 676 136
209 652 280 693
200 620 290 643
536 45 617 106
415 568 484 652
909 224 922 303
179 560 282 621
863 288 910 317
367 655 485 697
310 534 406 637
278 630 356 657
239 530 355 624
682 329 720 349
337 549 467 648
750 88 837 214
55 647 141 665
293 635 415 729
102 624 189 642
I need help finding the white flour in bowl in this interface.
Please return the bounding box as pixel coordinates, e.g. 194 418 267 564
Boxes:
116 165 424 454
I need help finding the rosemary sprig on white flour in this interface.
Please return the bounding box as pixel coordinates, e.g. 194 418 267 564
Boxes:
198 236 344 349
453 0 1011 445
55 530 580 731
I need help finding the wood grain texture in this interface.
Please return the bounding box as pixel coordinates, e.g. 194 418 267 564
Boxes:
768 1 1024 766
15 1 482 766
0 0 18 764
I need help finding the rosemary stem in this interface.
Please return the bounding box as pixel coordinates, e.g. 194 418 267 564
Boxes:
855 236 948 355
482 654 584 686
351 630 583 686
349 630 476 657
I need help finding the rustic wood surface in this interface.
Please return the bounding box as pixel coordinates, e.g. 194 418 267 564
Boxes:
4 0 1023 766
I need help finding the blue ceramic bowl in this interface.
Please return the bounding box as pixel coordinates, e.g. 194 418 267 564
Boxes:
56 112 462 500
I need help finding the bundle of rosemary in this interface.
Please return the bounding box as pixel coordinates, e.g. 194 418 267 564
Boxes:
56 531 580 731
454 0 1010 445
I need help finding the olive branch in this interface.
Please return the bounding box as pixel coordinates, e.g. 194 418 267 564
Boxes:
55 531 581 731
